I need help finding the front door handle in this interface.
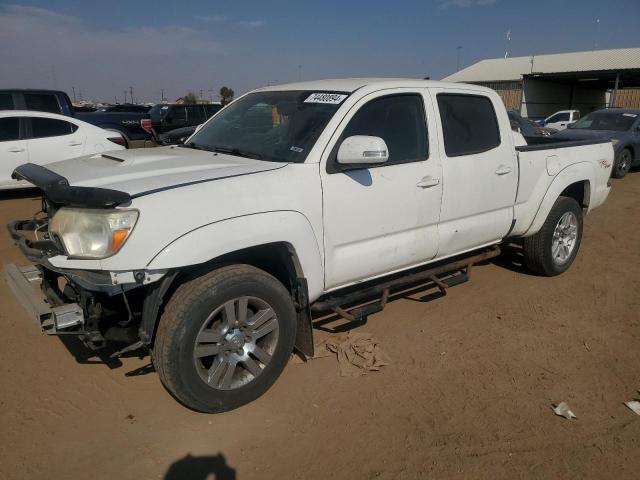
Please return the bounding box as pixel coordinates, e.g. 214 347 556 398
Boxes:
495 165 512 175
68 141 82 146
416 176 440 188
7 147 25 153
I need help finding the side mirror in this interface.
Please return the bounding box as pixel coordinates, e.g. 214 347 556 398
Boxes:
195 123 204 133
337 135 389 165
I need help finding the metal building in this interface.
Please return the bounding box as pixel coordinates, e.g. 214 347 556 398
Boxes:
442 47 640 119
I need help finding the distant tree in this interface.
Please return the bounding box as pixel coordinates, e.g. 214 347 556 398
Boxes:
182 91 198 104
219 86 234 105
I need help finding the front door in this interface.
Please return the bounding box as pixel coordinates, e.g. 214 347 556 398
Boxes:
321 89 442 290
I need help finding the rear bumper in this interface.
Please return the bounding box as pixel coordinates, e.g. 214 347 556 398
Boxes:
4 263 84 334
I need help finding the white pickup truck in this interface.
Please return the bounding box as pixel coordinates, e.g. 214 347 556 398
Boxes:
5 79 613 412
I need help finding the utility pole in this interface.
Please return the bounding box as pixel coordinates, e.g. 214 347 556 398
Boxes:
200 89 204 102
208 88 213 102
71 86 76 102
161 89 165 102
129 86 134 104
50 65 58 89
123 90 127 104
456 46 462 71
114 95 117 104
504 29 511 59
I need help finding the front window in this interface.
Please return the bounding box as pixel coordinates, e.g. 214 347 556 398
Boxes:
186 90 348 163
569 111 638 131
548 112 570 123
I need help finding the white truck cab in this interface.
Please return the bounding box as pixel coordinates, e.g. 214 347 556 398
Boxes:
6 79 613 412
541 109 581 130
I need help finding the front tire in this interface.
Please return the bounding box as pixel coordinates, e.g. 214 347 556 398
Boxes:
153 265 297 413
612 148 632 179
523 196 583 276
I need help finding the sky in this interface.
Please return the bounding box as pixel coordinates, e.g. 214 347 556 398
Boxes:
0 0 638 103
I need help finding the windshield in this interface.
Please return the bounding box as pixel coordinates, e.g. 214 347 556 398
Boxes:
570 111 638 131
185 90 348 162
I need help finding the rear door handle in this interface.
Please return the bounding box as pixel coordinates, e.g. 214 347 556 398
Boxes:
7 147 25 153
416 176 440 188
495 165 512 175
68 140 82 146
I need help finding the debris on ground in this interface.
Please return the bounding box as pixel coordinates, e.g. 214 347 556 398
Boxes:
624 400 640 416
552 402 577 419
314 332 391 377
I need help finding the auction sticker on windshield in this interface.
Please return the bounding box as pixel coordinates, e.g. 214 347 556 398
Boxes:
304 93 348 104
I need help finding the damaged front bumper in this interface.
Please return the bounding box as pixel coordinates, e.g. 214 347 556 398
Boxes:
6 219 173 352
5 263 84 333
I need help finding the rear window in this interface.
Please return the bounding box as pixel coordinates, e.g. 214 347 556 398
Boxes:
0 94 14 110
437 93 501 157
25 94 62 114
0 117 20 141
30 117 78 138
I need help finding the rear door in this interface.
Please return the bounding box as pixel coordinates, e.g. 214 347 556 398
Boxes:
0 116 29 188
321 89 443 289
432 89 517 257
25 116 86 164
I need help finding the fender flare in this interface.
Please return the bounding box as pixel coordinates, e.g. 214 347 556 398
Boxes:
146 210 325 300
523 162 594 237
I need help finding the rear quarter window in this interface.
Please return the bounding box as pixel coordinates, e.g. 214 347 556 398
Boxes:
30 117 78 138
437 93 501 157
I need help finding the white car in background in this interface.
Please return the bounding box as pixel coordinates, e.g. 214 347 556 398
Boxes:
0 110 125 190
538 109 580 131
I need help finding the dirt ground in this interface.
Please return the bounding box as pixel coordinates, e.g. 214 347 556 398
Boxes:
1 173 639 480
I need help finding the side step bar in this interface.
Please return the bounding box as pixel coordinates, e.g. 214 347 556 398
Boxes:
310 246 501 327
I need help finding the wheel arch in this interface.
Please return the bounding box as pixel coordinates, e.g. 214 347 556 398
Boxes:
523 162 594 237
141 212 324 355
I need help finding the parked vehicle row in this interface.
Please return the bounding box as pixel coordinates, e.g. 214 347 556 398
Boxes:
0 110 125 190
1 89 223 149
5 78 614 412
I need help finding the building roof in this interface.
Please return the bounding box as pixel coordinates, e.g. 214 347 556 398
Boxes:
442 47 640 83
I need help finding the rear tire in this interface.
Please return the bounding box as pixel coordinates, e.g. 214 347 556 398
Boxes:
153 265 297 413
612 148 632 179
523 196 583 276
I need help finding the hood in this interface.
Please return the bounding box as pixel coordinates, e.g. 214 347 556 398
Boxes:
44 146 286 197
553 128 617 141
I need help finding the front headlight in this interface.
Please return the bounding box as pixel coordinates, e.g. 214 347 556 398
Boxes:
49 208 139 259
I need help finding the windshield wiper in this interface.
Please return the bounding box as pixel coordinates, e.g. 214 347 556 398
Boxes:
210 145 264 160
